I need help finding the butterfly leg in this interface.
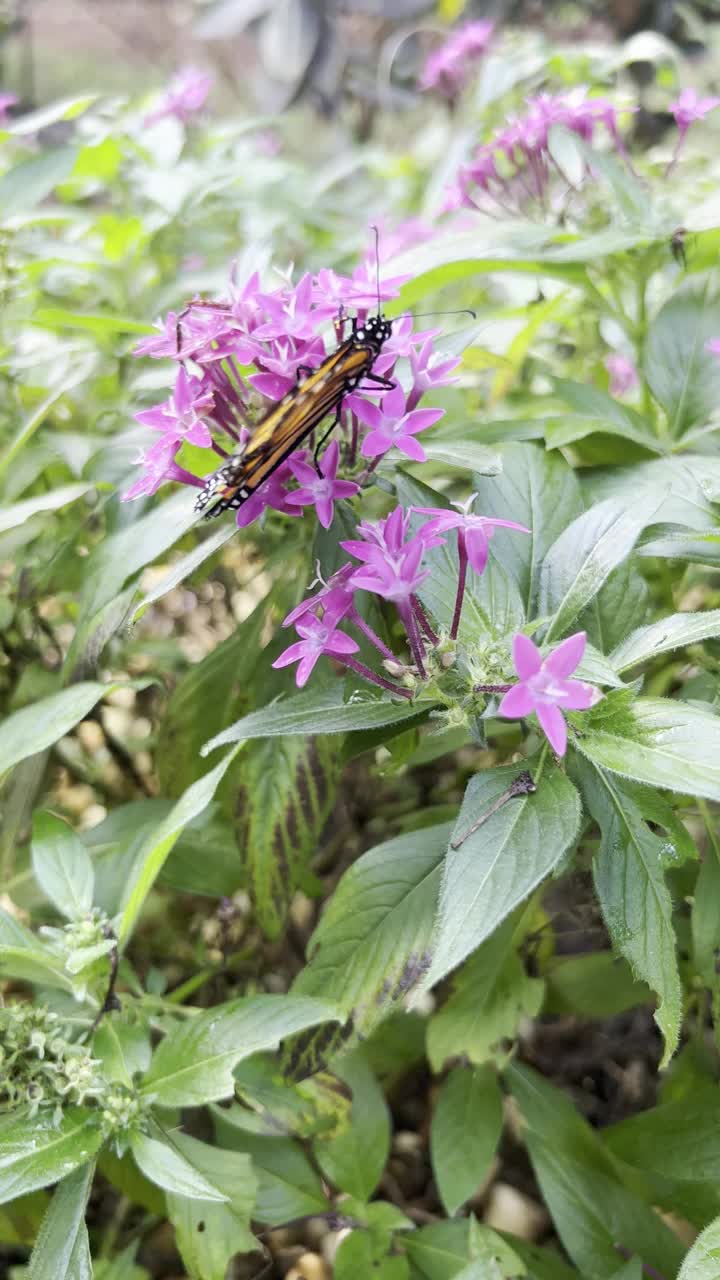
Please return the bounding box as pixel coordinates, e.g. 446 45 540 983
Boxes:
313 406 342 473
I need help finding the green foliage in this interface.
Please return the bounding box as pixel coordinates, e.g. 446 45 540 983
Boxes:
4 20 720 1277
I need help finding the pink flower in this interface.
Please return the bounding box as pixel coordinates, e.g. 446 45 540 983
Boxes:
670 87 720 135
286 441 359 529
353 382 444 462
342 506 444 606
707 338 720 358
234 463 301 529
420 20 493 99
0 92 17 125
254 274 317 343
282 564 356 629
498 632 602 756
272 614 359 687
122 438 202 502
145 67 212 126
409 339 461 404
414 499 530 576
135 366 214 449
605 352 638 398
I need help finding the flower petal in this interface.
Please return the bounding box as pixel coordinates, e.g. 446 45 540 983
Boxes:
544 631 586 678
512 633 542 679
396 436 428 462
556 678 602 710
535 702 567 755
498 683 535 718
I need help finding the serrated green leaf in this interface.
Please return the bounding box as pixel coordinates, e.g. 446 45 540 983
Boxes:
423 763 580 990
130 1131 228 1202
576 695 720 802
427 918 544 1071
677 1215 720 1278
27 1160 94 1280
232 734 341 939
430 1065 503 1216
294 823 450 1037
604 1090 720 1184
611 609 720 673
31 811 94 920
202 687 434 753
0 1109 103 1204
643 286 720 435
165 1132 257 1278
140 994 339 1107
570 758 681 1066
540 493 661 642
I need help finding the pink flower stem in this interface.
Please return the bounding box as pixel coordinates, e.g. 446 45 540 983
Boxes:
349 412 359 466
405 386 422 412
412 595 438 645
450 533 468 641
349 608 397 662
664 134 685 178
357 455 382 487
340 655 412 699
175 465 206 489
473 683 512 694
210 441 231 459
399 602 427 679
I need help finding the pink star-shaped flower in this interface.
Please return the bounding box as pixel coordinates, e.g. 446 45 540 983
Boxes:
134 366 214 449
285 441 359 529
353 382 444 462
272 614 359 687
498 631 602 757
670 87 720 135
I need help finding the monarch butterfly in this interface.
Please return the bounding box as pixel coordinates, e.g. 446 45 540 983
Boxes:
194 311 394 519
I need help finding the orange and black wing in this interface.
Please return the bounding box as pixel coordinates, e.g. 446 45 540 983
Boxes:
195 341 374 517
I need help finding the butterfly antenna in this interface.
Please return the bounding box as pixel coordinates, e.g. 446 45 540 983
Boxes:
396 308 477 321
371 223 381 316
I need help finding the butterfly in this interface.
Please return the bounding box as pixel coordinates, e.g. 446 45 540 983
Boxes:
194 311 394 519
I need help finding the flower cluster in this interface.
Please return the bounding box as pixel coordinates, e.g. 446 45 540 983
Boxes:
274 501 529 695
0 1002 104 1123
40 908 116 1002
144 66 212 127
127 254 460 529
419 20 494 101
446 89 629 213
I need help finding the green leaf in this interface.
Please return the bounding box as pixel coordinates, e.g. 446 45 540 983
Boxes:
294 823 450 1036
133 523 238 622
31 811 94 920
212 1122 328 1225
643 286 720 435
202 687 434 754
576 695 720 802
677 1215 720 1278
544 952 651 1018
470 443 583 615
420 438 501 475
426 917 543 1072
0 484 93 534
117 746 242 945
507 1063 685 1279
430 1065 503 1216
403 1218 526 1280
0 362 93 481
604 1090 720 1184
27 1161 93 1280
140 994 339 1107
336 1231 410 1280
129 1131 228 1202
580 561 649 658
0 680 145 778
423 763 580 989
692 834 720 993
546 379 660 452
0 146 78 217
93 1019 152 1087
540 493 661 642
570 758 682 1066
233 734 341 939
611 609 720 673
34 308 154 336
0 1108 103 1204
165 1133 257 1278
314 1051 390 1200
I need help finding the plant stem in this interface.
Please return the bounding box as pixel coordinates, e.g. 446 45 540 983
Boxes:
342 655 412 698
450 535 468 641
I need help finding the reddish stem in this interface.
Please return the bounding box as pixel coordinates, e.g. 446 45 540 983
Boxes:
450 532 468 641
341 656 412 699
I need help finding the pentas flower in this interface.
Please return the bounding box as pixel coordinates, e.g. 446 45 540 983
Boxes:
707 338 720 359
420 20 494 101
605 352 638 398
127 254 451 529
144 67 212 126
453 88 630 214
415 498 529 638
286 442 360 529
135 366 214 449
122 439 204 502
669 87 720 136
498 631 602 756
353 382 443 462
272 614 359 687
